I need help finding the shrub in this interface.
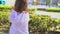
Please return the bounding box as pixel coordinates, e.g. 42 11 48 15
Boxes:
29 14 51 32
0 12 10 32
28 8 37 11
0 5 37 13
0 5 12 9
29 14 60 32
0 5 12 12
46 8 60 12
0 12 60 33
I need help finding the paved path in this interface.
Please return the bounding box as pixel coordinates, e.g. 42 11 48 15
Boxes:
28 5 60 18
28 5 56 9
35 10 60 18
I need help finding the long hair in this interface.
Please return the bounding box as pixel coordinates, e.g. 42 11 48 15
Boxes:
14 0 28 13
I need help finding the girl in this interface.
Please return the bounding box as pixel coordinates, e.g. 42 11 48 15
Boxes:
9 0 29 34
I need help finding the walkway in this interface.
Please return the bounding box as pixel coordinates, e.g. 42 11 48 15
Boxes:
29 5 60 18
35 10 60 18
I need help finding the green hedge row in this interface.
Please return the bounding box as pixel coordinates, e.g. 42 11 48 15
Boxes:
0 5 37 12
46 8 60 12
0 12 10 32
0 5 60 12
29 14 60 32
0 5 12 12
0 12 60 33
0 5 12 9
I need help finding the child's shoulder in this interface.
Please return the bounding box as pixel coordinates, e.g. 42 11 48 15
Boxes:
11 9 16 13
23 11 29 14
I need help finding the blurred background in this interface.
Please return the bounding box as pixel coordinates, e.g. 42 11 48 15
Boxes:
0 0 60 34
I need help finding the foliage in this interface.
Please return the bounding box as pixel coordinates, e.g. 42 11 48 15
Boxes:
29 14 60 32
28 8 37 11
28 8 37 13
29 14 51 32
0 5 37 13
0 12 60 33
0 12 10 32
0 5 60 33
46 8 60 12
0 5 12 12
0 5 12 9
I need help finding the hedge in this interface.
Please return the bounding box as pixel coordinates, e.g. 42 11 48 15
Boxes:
46 8 60 12
0 5 37 12
29 14 60 32
1 5 60 12
0 5 12 9
0 12 10 32
0 5 60 33
0 12 60 33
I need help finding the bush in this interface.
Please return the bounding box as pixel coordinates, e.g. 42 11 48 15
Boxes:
46 8 60 12
28 8 37 11
29 14 51 32
0 12 10 32
0 5 12 9
0 12 60 33
0 5 12 12
29 14 60 32
0 5 37 13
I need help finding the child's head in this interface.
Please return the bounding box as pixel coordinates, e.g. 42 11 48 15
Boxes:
14 0 28 12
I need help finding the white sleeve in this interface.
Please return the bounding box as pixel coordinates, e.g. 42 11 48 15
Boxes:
9 11 16 23
9 11 29 24
9 10 19 23
17 13 30 23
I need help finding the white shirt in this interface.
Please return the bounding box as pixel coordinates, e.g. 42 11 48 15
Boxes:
9 9 29 34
